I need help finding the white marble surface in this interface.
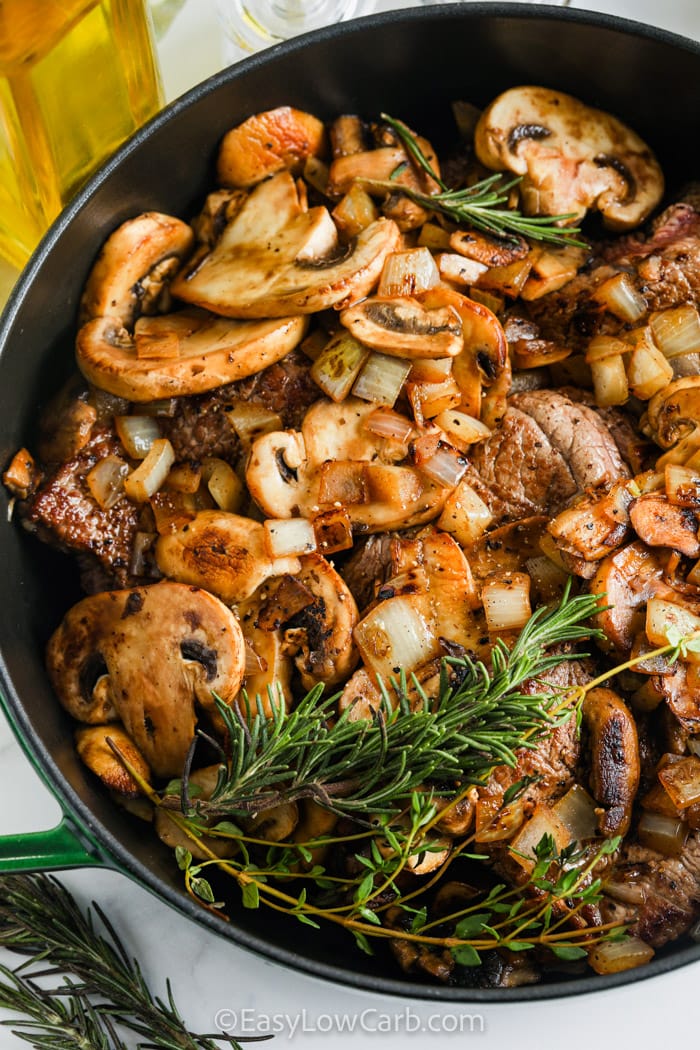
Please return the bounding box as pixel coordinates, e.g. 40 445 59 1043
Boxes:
2 1 700 1046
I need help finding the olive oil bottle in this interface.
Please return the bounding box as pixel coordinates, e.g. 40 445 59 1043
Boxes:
0 0 163 269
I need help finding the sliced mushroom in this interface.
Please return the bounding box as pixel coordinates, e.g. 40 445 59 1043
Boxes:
590 541 678 654
76 309 307 402
245 397 450 532
474 86 664 230
79 212 195 328
339 295 463 359
170 171 401 318
235 595 294 718
647 377 700 450
582 687 640 837
47 582 246 777
629 495 700 557
217 106 326 188
156 765 238 860
75 724 151 798
282 553 359 689
155 510 301 604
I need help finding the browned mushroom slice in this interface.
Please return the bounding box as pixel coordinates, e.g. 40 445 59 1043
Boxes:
647 377 700 450
582 687 640 837
282 553 360 689
171 171 401 318
629 495 700 557
76 309 307 402
155 510 301 604
217 106 326 188
590 541 679 654
47 582 246 777
474 86 664 230
339 296 463 359
75 724 151 797
79 212 194 327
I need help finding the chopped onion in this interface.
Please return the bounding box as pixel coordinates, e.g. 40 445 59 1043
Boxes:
365 463 423 506
139 398 178 418
602 876 646 905
166 461 202 494
354 595 439 679
665 462 700 507
481 571 532 633
332 182 379 237
150 490 197 534
434 409 490 452
435 252 488 288
474 796 526 843
437 480 493 548
538 532 569 572
352 352 412 407
409 357 453 384
588 937 654 975
552 784 598 841
508 804 571 871
299 328 328 362
407 377 462 422
310 331 369 402
311 507 354 555
475 256 533 298
592 272 647 322
658 755 700 809
627 341 673 400
378 247 440 297
303 155 330 195
128 530 157 575
688 559 700 587
364 407 415 444
201 458 244 512
585 334 629 364
243 639 266 676
590 353 629 407
416 222 452 252
650 304 700 358
123 438 175 503
264 517 317 558
418 445 467 488
520 245 586 301
628 470 664 497
525 555 569 604
645 597 700 662
226 402 283 447
86 455 128 510
637 810 687 856
115 415 162 459
318 461 368 506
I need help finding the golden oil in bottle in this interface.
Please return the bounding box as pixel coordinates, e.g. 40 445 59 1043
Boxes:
0 0 163 269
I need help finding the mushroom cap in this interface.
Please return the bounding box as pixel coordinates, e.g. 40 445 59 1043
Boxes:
79 212 195 328
75 309 307 401
155 510 302 604
217 106 327 188
170 171 401 318
47 582 246 777
474 86 664 230
647 376 700 449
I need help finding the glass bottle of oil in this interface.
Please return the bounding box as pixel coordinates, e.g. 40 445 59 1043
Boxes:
0 0 163 269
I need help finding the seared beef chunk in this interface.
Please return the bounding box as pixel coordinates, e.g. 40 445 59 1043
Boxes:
600 835 700 947
25 425 140 588
523 193 700 353
338 533 394 612
161 347 321 462
468 390 629 524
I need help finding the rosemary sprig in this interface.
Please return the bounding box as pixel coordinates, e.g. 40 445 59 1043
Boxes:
362 112 588 248
0 873 249 1050
179 582 602 822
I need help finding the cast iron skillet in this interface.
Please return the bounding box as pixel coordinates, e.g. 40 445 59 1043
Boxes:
1 2 700 1002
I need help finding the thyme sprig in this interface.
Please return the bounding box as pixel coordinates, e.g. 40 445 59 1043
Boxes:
362 112 588 248
0 873 250 1050
175 582 603 823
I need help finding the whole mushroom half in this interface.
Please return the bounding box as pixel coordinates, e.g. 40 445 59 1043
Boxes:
46 581 247 777
170 171 401 318
474 86 664 230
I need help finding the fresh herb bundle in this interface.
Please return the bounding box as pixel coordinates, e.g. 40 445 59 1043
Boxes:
360 112 588 247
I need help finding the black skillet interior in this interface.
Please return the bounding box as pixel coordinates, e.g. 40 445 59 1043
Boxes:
2 3 700 1002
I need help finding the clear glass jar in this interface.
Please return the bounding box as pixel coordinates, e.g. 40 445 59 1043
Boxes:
0 0 163 269
217 0 375 61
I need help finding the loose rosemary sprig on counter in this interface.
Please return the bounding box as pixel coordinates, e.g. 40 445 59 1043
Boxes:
0 873 248 1050
177 582 603 823
363 112 588 248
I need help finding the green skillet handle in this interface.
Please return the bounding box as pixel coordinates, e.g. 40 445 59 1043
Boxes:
0 817 104 872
